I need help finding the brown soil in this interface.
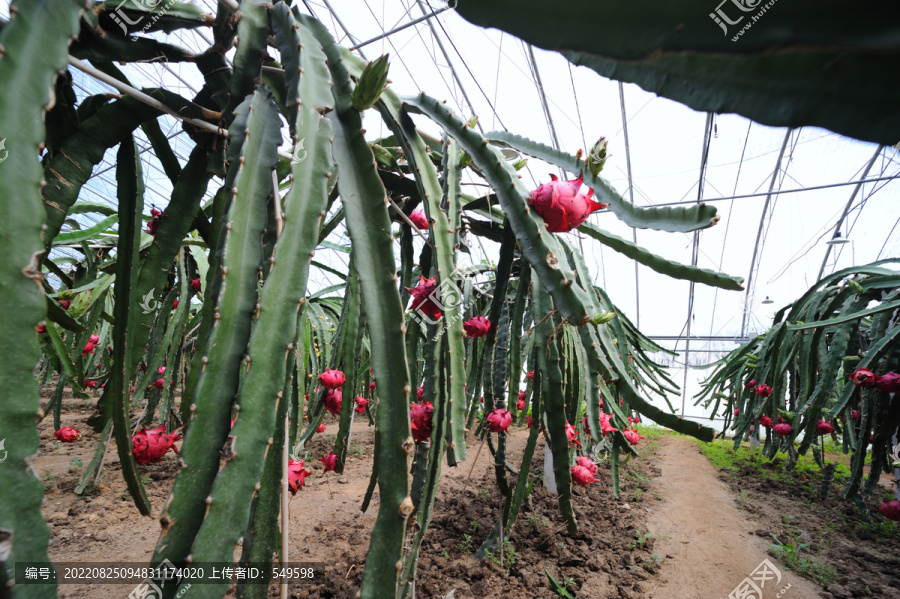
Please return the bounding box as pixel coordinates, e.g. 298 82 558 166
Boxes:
646 437 823 599
28 391 900 599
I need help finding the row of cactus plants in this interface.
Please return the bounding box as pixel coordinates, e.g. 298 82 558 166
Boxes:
696 262 900 516
1 2 754 598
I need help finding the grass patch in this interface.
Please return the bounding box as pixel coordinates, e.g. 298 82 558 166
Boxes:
769 535 837 586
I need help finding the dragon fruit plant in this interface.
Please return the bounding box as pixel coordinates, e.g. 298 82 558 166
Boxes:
1 2 750 598
698 268 900 506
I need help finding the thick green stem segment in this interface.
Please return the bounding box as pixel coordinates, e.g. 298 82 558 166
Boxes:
152 89 276 573
300 14 412 597
107 137 152 515
0 1 83 594
404 93 592 326
533 271 578 535
184 87 330 595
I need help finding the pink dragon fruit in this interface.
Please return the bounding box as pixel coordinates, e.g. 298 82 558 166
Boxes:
528 173 607 233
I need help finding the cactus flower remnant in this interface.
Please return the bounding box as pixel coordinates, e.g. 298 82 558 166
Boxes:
55 427 81 443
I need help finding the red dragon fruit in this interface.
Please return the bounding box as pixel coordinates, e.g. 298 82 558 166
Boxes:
132 424 181 464
571 464 598 487
528 173 607 233
463 315 490 338
287 459 311 495
486 409 512 433
408 209 429 230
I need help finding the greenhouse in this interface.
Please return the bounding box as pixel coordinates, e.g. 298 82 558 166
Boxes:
0 1 898 598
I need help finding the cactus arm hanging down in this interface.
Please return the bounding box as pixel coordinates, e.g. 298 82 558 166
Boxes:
41 96 163 247
404 93 592 326
532 273 578 535
107 137 152 515
184 95 330 597
487 131 719 233
578 223 744 290
151 89 277 572
299 14 412 597
507 269 531 420
0 1 83 594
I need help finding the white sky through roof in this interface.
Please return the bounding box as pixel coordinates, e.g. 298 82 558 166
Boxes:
7 0 899 425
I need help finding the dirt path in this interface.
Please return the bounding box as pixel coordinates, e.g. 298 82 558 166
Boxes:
646 436 823 599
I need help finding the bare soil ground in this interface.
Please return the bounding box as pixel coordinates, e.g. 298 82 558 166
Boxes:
27 391 900 599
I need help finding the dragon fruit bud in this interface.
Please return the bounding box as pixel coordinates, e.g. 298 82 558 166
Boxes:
55 426 81 443
351 53 390 111
89 334 100 344
369 381 376 392
486 409 512 433
848 368 877 387
410 401 434 443
528 173 608 233
734 408 740 417
815 419 834 435
324 389 342 416
851 409 860 420
158 366 166 375
287 459 311 495
132 424 181 464
406 277 443 321
744 379 757 389
417 386 424 401
408 209 429 230
320 452 338 473
623 428 643 445
571 464 598 487
462 315 490 338
591 311 616 325
773 423 792 436
527 371 534 380
191 278 201 292
576 455 597 474
879 499 900 521
172 299 179 310
585 137 608 176
316 423 326 434
319 369 346 390
59 299 70 310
